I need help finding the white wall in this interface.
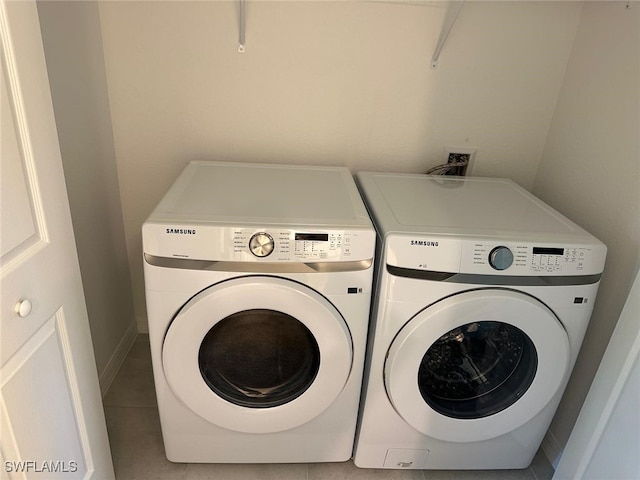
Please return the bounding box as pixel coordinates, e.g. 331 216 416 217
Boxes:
96 0 582 331
553 267 640 479
37 1 137 392
532 1 640 463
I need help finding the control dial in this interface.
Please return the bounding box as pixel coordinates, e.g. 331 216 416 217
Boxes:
489 246 514 271
249 232 275 258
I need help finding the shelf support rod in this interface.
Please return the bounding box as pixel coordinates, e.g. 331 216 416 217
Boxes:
238 0 246 53
430 0 465 69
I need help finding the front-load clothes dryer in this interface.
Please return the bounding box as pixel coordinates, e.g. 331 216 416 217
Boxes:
142 161 375 463
354 173 606 470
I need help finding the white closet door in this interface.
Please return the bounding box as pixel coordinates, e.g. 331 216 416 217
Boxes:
0 1 114 478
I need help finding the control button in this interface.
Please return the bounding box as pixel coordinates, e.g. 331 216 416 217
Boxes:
489 246 514 271
249 232 275 257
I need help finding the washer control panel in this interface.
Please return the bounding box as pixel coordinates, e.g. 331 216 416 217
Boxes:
466 242 603 275
488 246 514 271
386 234 606 276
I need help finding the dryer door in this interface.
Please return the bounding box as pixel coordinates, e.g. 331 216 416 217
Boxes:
162 276 352 434
385 288 570 443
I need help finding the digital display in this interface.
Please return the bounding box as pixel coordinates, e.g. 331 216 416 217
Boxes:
533 247 564 256
295 233 329 242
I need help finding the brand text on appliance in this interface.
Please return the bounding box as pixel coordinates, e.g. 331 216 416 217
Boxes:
410 240 439 246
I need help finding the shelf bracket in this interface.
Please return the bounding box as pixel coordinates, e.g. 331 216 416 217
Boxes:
238 0 246 53
430 0 465 69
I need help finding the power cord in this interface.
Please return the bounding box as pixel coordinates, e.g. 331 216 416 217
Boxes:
425 160 469 176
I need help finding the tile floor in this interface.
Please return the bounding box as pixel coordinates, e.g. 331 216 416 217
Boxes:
103 336 555 480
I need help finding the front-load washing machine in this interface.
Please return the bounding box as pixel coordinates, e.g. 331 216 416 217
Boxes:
353 173 606 470
142 161 375 463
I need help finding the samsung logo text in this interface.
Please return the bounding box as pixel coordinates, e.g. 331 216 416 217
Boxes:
166 228 197 235
410 240 439 247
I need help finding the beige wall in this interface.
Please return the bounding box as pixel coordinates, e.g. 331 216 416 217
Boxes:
97 0 582 331
533 1 640 464
37 1 137 391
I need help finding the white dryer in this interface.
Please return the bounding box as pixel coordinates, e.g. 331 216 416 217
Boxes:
353 173 606 470
142 161 375 463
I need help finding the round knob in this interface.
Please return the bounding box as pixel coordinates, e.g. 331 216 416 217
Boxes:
249 232 274 258
489 246 514 271
14 299 32 317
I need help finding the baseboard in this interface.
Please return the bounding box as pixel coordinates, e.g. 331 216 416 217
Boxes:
541 429 563 470
98 321 138 397
137 315 149 334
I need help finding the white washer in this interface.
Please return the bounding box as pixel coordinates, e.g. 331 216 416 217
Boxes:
353 173 606 470
143 161 375 463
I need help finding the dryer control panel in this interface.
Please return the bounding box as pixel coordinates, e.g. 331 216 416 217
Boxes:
143 223 375 263
386 235 607 276
234 229 368 261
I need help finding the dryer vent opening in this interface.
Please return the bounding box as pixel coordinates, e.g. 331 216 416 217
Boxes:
198 309 321 408
418 321 538 419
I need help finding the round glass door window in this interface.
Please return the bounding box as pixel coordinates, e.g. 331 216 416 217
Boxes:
198 309 321 408
418 321 537 419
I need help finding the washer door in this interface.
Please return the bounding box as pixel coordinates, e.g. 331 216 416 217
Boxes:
385 289 570 443
162 276 352 433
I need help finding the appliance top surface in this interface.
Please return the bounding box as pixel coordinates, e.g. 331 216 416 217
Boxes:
147 161 372 229
357 172 601 243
